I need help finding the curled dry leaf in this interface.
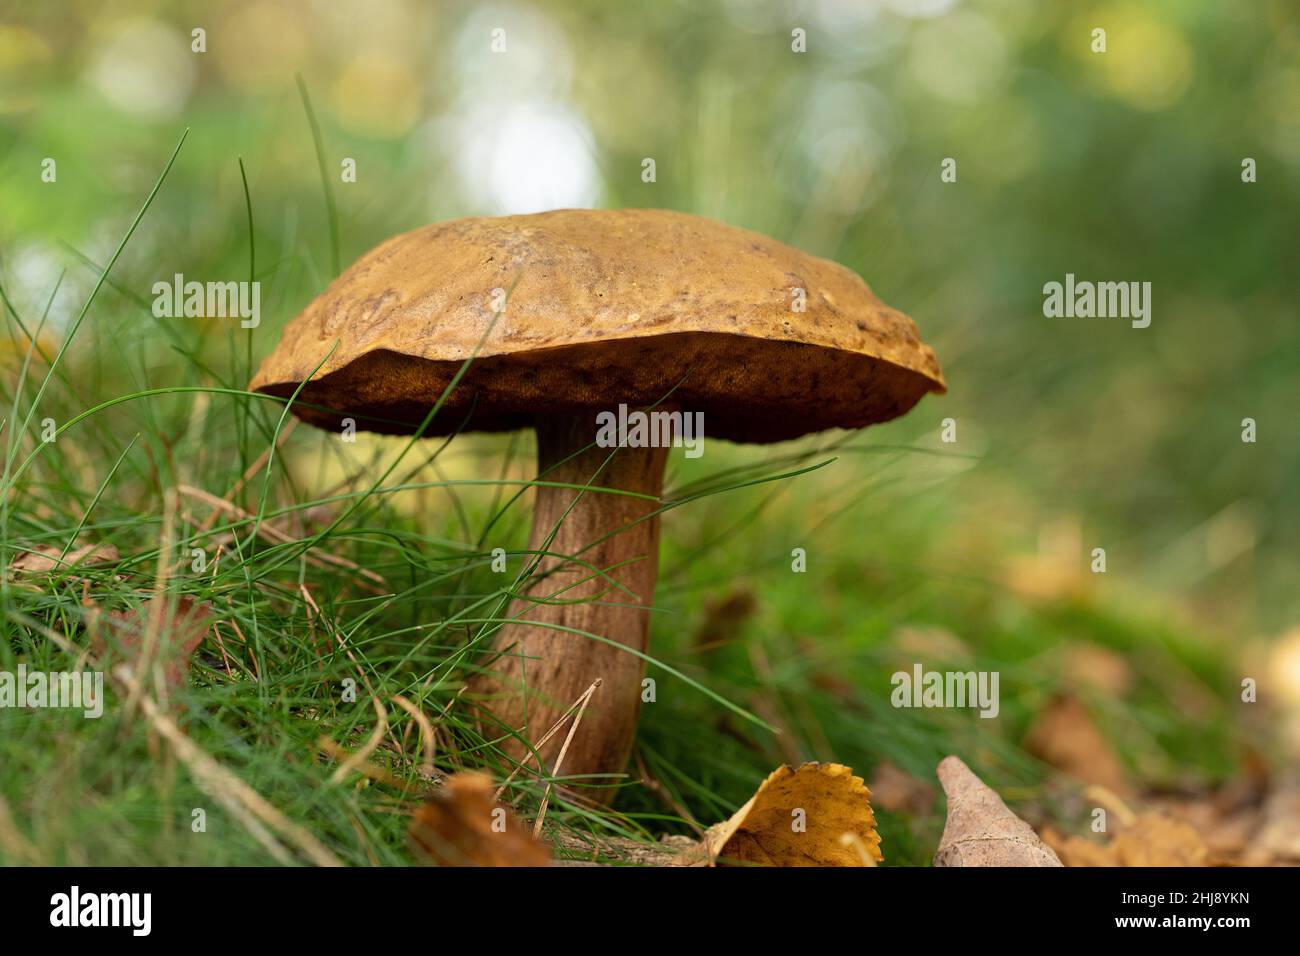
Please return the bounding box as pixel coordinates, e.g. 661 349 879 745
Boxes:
933 755 1062 867
703 762 883 866
410 772 551 867
91 596 212 696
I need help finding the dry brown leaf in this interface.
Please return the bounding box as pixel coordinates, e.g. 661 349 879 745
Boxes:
933 755 1062 867
1150 792 1262 864
8 542 120 578
1113 813 1209 866
1024 693 1130 794
869 761 936 816
1046 812 1208 867
410 772 551 866
1041 826 1116 867
1205 809 1265 863
703 762 882 866
91 596 212 695
1244 774 1300 864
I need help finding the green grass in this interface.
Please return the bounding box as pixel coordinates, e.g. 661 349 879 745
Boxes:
0 124 1243 859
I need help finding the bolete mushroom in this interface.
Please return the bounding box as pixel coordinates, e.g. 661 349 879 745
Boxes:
249 208 944 799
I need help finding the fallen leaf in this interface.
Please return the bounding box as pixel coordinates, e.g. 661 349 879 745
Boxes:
1024 693 1130 794
1150 792 1262 864
8 542 120 577
466 762 883 867
704 762 882 866
1203 809 1265 864
1046 812 1208 867
410 772 551 866
933 755 1062 867
691 586 757 650
1112 813 1209 866
869 761 936 816
1244 773 1300 864
91 596 212 695
1041 826 1115 867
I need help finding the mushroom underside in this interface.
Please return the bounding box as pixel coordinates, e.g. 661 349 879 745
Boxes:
252 330 940 443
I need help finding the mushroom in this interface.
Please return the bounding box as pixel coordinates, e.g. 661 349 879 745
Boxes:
250 208 944 799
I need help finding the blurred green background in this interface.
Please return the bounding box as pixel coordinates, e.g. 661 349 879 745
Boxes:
1 0 1298 864
4 0 1296 626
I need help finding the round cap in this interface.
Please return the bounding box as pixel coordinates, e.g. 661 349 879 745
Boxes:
249 208 944 443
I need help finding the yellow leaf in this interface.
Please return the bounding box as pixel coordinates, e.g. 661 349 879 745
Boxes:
704 762 882 866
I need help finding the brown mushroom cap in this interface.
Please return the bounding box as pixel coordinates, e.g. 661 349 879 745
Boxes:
249 208 944 443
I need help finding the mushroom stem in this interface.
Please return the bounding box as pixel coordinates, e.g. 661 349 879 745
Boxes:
470 413 667 802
